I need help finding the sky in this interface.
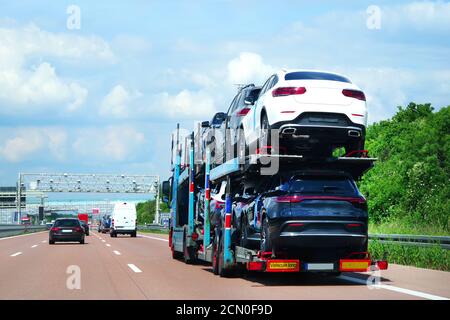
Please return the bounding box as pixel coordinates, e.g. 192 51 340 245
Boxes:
0 0 449 186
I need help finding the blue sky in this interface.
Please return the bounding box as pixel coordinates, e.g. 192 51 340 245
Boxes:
0 0 449 186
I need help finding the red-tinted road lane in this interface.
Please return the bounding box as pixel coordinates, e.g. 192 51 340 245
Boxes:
0 231 448 300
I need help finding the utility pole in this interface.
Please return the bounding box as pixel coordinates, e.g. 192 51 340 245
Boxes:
16 173 22 225
155 177 160 224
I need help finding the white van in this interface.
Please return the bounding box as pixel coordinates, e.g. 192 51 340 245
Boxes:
110 202 137 238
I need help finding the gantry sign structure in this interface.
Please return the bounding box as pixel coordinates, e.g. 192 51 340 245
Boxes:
17 173 160 224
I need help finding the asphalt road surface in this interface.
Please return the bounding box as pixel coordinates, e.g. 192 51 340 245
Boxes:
0 230 448 300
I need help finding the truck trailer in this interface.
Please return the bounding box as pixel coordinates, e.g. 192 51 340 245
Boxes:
162 124 388 277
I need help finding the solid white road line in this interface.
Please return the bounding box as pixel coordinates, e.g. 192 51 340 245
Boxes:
31 245 38 248
138 234 169 242
106 244 111 247
127 264 142 273
113 250 121 255
339 275 449 301
10 252 22 257
0 231 46 241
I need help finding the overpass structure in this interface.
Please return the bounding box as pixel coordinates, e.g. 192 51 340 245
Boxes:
14 173 160 225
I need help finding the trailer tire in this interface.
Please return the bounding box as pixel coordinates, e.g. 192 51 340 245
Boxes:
212 233 219 275
183 229 197 264
171 245 183 260
218 232 231 278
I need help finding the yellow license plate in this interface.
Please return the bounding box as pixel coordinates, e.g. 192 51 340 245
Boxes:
268 262 298 270
341 261 369 270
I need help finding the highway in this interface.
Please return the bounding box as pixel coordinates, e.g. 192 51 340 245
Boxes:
0 230 448 300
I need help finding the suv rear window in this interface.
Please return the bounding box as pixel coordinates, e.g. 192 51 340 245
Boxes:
54 219 80 227
285 71 351 83
287 176 357 196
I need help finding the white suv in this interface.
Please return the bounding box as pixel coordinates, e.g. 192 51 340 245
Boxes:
241 69 368 156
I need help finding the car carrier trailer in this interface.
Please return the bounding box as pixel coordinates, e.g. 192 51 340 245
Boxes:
162 124 388 277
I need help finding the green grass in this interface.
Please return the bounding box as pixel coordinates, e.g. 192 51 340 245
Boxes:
369 219 449 236
369 240 450 271
138 229 169 235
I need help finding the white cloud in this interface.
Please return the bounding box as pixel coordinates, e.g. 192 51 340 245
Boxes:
0 62 88 112
99 85 141 118
0 134 43 162
112 34 151 56
72 126 145 162
0 127 67 162
153 89 216 119
227 52 274 84
383 1 450 33
0 23 115 115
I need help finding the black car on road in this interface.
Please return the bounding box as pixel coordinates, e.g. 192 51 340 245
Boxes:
49 218 85 244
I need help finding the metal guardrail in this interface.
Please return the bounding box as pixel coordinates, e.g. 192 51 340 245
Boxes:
137 224 169 233
1 224 447 250
369 233 450 250
0 224 47 238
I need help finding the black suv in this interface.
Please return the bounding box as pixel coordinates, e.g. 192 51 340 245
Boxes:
238 172 368 261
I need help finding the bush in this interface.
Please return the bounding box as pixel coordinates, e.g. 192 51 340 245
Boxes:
136 199 169 224
359 103 449 233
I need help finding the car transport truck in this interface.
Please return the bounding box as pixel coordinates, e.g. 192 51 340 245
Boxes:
161 124 388 277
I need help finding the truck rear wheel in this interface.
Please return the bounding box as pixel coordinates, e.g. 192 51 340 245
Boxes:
183 229 197 264
212 233 219 275
218 232 231 278
171 245 183 259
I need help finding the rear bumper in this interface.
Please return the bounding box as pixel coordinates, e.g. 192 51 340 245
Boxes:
268 219 368 252
274 233 367 249
112 228 136 234
270 112 365 149
50 234 84 242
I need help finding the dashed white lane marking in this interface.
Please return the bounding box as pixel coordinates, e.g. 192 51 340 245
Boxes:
127 264 142 273
41 240 46 243
31 245 38 248
138 234 169 242
102 240 106 243
10 252 22 257
106 244 111 247
113 250 121 255
339 275 449 301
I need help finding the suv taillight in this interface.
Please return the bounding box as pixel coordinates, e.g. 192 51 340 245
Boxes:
342 89 366 101
272 87 306 97
236 107 251 116
51 227 60 231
